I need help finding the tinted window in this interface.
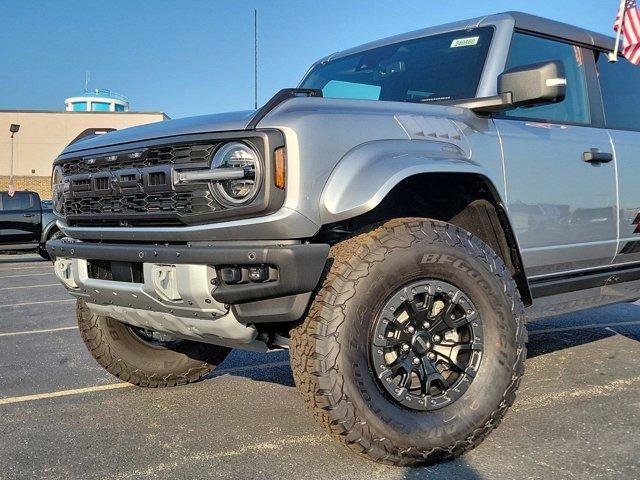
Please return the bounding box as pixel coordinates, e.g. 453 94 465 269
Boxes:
301 28 494 103
505 33 590 124
596 52 640 131
1 192 38 211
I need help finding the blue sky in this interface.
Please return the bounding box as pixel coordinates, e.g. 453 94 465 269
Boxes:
0 0 620 119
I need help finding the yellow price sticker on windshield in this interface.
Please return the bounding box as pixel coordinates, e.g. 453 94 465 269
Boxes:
450 36 480 48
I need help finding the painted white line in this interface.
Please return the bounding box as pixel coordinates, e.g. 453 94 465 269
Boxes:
0 326 77 337
0 283 60 291
513 375 640 412
0 266 50 271
0 383 133 406
528 320 640 336
0 272 55 279
0 299 75 309
0 360 292 406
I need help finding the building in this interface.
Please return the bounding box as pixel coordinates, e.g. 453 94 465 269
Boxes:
65 89 130 112
1 109 167 198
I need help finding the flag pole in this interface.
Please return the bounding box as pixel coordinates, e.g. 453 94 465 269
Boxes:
610 0 627 62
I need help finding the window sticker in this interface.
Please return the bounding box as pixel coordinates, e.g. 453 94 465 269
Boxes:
450 36 480 48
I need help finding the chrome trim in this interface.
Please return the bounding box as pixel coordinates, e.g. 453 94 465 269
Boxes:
176 167 246 183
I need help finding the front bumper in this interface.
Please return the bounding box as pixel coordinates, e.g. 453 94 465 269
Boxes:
48 239 329 348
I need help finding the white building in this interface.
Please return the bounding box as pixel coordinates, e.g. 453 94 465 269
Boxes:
65 89 130 112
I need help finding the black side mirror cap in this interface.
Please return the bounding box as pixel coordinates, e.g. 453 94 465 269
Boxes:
498 60 566 108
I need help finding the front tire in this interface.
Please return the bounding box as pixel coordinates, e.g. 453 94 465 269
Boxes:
77 300 231 387
290 218 527 466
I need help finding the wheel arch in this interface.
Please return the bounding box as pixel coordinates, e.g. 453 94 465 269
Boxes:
40 219 59 244
318 170 532 306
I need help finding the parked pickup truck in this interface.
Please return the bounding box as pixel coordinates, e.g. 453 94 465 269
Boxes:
0 190 60 259
47 11 639 466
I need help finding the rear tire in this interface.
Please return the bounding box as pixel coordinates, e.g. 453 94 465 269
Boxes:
290 218 527 466
77 300 231 387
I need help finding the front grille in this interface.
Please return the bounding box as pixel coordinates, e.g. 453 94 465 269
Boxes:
61 144 216 175
64 191 216 216
58 142 221 226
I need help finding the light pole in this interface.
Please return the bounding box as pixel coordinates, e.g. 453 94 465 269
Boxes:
8 124 20 196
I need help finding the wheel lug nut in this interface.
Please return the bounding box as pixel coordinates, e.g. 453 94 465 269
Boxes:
407 326 416 334
428 352 436 361
412 357 421 365
401 343 410 352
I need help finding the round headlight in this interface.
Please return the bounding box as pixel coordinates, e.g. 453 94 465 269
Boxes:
51 165 65 214
210 142 262 206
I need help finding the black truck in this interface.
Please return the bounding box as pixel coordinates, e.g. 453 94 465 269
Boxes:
0 191 60 259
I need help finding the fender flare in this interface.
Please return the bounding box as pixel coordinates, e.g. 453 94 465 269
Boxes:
320 139 489 225
40 219 59 244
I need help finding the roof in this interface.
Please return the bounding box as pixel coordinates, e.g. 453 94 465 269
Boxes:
321 11 615 64
66 89 129 102
504 11 614 51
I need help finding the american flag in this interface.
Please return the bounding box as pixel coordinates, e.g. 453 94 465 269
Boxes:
615 0 640 64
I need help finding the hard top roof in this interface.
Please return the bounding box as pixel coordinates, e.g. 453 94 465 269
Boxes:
323 12 614 63
505 11 613 50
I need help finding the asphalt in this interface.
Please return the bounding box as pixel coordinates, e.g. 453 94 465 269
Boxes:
0 253 638 480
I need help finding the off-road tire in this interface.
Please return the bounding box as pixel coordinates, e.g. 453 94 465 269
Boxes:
290 218 527 466
77 299 231 387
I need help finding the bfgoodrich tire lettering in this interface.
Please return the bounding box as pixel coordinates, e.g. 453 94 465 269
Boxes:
77 300 231 387
290 218 527 466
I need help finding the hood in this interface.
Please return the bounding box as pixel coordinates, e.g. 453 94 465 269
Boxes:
61 109 256 155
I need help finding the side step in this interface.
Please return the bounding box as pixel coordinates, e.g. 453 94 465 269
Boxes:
527 267 640 320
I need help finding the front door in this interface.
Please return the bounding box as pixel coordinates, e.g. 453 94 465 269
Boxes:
495 32 617 279
0 192 41 245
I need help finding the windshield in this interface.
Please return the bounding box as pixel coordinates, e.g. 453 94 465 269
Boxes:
301 27 494 104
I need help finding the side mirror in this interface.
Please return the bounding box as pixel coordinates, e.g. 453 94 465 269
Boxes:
498 61 566 108
440 60 567 114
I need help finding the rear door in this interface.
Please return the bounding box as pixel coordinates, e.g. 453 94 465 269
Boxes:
494 32 617 279
594 51 640 266
0 192 41 245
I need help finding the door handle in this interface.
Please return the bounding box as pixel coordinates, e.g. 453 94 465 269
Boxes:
583 149 613 164
22 213 34 218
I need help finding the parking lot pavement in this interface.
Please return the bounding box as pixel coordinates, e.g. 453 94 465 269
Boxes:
0 254 638 480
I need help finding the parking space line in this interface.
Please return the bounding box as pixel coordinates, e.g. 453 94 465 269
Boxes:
0 272 55 279
0 326 77 337
0 299 75 308
0 360 292 406
0 266 50 271
0 283 60 291
0 384 133 406
528 320 640 336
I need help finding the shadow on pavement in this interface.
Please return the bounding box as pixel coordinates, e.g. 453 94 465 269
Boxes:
527 304 640 359
199 305 640 479
209 304 640 387
403 461 483 479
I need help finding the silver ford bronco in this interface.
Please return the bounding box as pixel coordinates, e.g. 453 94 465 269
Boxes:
48 11 640 466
